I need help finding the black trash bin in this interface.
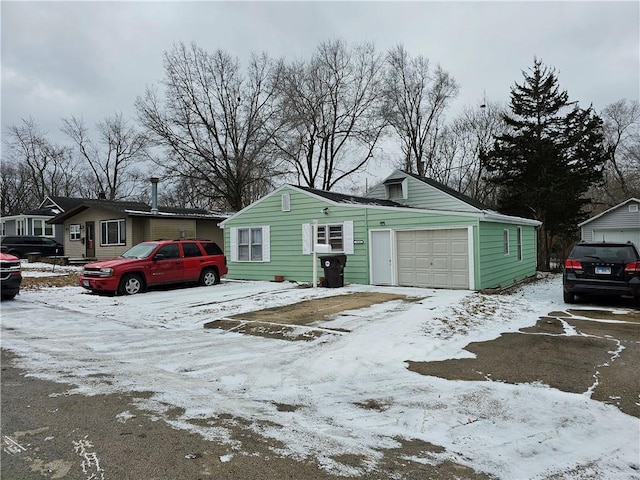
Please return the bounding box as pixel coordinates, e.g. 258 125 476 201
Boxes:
320 255 347 288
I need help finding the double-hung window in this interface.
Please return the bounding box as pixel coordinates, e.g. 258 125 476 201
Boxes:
238 227 263 261
70 224 81 241
230 226 270 262
32 219 54 236
101 219 126 246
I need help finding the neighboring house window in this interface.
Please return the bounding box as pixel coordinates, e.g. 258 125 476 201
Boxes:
281 193 291 212
302 221 354 255
32 219 53 236
101 219 126 246
517 227 523 261
229 226 271 262
70 224 81 241
630 204 639 213
503 229 510 255
16 220 25 235
1 222 5 235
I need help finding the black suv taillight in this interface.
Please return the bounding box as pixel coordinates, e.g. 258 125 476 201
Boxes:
564 259 583 270
625 261 640 273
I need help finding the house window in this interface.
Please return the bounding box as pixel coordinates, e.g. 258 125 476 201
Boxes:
16 220 25 235
388 183 403 199
630 204 639 213
70 224 81 241
384 179 406 200
101 219 126 246
503 229 510 255
238 227 263 261
32 219 54 236
517 227 523 261
317 224 344 251
1 222 5 236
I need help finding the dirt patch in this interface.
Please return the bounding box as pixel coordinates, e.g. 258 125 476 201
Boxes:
204 292 409 340
20 272 80 290
407 309 640 418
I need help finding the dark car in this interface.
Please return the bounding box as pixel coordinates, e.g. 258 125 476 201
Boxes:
563 242 640 306
0 235 64 259
78 239 228 295
0 252 22 299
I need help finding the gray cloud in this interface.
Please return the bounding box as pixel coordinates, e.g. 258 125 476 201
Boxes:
2 1 638 148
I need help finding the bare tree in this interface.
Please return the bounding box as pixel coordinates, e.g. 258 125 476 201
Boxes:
435 99 507 205
3 118 80 214
275 39 387 190
382 44 459 177
136 42 284 211
62 113 149 200
598 99 640 205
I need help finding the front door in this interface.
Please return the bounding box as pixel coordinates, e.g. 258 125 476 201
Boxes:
85 222 95 258
371 230 393 285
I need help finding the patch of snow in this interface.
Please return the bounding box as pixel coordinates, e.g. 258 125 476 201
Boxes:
1 275 638 479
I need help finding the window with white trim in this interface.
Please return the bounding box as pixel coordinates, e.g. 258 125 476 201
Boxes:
517 227 523 261
302 221 354 255
230 226 270 262
503 229 510 255
101 219 126 246
16 220 25 235
32 219 54 236
317 224 344 251
70 224 81 241
238 227 263 261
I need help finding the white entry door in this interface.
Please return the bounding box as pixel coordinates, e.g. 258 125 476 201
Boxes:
370 230 392 285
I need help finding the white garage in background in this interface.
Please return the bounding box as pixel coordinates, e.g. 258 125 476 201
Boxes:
580 198 640 247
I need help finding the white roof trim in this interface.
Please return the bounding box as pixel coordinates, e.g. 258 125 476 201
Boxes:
578 198 640 227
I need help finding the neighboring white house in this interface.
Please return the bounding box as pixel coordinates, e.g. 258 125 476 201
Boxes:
1 197 83 244
579 198 640 246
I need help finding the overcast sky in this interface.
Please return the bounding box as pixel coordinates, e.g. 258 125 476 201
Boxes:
2 1 639 171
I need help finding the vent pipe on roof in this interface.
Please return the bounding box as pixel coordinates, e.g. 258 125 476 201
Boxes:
150 177 159 214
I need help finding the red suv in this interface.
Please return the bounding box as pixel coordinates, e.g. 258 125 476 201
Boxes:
79 240 228 295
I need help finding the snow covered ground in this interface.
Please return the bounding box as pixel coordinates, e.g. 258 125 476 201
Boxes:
2 267 639 479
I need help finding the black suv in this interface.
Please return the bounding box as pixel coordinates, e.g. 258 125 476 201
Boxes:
0 235 64 259
563 242 640 306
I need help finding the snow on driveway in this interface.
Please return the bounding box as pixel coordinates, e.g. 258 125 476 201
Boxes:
2 274 639 479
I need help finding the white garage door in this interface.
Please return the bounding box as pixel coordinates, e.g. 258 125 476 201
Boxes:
593 229 640 247
397 229 469 289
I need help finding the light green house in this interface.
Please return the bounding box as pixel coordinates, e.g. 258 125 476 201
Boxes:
220 170 541 291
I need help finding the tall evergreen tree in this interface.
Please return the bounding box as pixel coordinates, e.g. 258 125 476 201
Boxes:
483 58 607 270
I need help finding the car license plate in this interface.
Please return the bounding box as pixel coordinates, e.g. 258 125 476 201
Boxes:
82 279 90 287
595 266 611 275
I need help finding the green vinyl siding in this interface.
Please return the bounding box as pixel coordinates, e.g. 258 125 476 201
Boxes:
477 223 537 289
224 187 369 284
223 184 538 290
